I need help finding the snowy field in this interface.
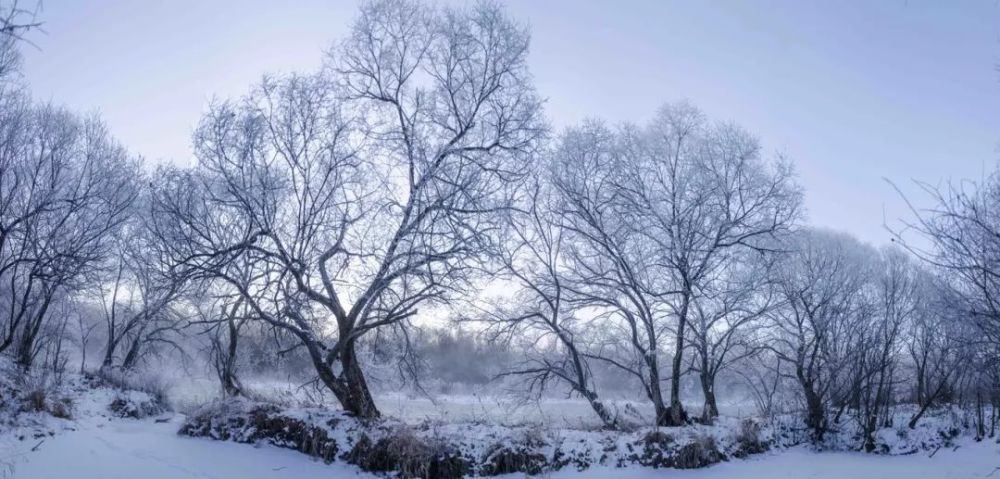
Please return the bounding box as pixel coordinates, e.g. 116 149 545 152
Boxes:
161 374 757 429
373 392 757 428
5 414 1000 479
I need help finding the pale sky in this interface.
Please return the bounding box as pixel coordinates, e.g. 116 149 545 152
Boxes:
17 0 1000 246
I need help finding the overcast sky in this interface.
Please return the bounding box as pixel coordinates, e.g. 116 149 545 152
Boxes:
17 0 1000 246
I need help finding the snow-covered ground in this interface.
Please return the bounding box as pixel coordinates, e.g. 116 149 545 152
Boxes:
3 415 371 479
549 441 1000 479
4 415 999 479
2 367 997 478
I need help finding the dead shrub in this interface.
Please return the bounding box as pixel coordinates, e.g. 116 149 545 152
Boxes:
17 387 73 420
732 418 769 458
346 428 470 479
109 394 164 419
673 434 725 469
480 445 547 476
21 389 46 413
49 397 73 419
98 368 171 408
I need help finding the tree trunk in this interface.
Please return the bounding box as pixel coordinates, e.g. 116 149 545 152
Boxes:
297 330 380 419
908 376 950 429
797 365 826 441
220 367 241 397
863 413 878 452
700 372 719 423
337 343 380 419
0 275 35 354
582 390 617 429
16 294 54 370
102 335 118 367
646 352 670 426
220 316 242 397
803 384 826 441
79 341 88 374
121 338 142 370
664 291 691 427
562 333 617 429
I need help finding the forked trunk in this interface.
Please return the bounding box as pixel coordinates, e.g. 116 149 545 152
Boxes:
337 344 380 419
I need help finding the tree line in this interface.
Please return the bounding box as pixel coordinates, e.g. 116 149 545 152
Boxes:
1 0 998 444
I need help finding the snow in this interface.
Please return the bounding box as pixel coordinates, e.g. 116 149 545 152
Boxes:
1 365 997 479
5 418 1000 478
0 365 373 479
3 415 375 479
540 441 1000 479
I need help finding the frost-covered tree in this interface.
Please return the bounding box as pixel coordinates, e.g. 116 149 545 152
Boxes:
151 0 543 418
0 0 39 82
0 104 139 369
551 103 800 426
890 170 1000 346
478 180 620 428
767 229 872 441
688 249 778 423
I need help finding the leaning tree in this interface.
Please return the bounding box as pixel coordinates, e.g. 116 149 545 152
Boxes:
152 0 544 418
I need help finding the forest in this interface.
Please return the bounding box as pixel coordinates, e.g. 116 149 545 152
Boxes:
1 1 999 478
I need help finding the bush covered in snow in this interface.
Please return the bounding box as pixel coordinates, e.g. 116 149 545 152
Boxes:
0 356 171 439
108 392 164 419
177 397 997 477
0 357 78 431
179 398 784 477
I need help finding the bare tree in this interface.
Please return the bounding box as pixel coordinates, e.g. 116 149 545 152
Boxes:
478 182 619 428
0 0 40 81
889 173 1000 346
767 229 872 441
0 104 138 369
688 249 778 423
551 103 800 426
735 350 787 420
190 289 249 398
151 0 543 419
96 196 187 371
888 169 1000 430
851 246 919 451
905 279 968 428
74 300 98 373
548 120 675 425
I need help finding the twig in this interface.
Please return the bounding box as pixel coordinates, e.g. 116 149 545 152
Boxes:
928 445 942 458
